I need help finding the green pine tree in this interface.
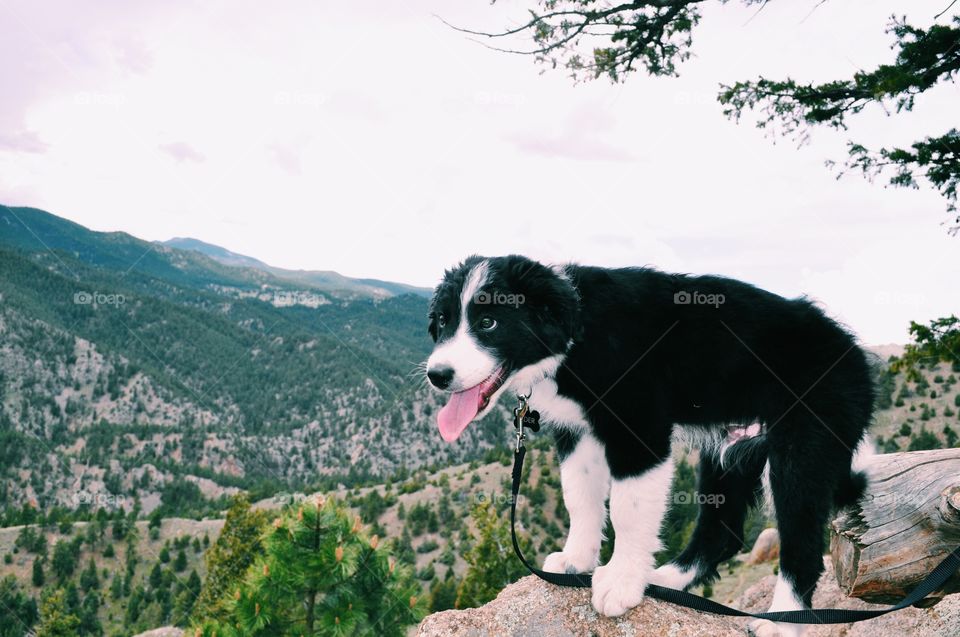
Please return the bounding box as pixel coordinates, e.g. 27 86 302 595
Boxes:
190 495 268 624
148 563 163 590
109 573 124 600
428 573 459 612
50 541 77 581
455 500 529 609
172 570 203 626
32 557 45 587
34 590 80 637
125 585 145 626
79 557 99 592
77 592 102 636
192 496 425 637
0 575 39 634
173 548 188 573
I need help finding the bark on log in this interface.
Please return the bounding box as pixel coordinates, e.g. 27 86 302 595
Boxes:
831 448 960 605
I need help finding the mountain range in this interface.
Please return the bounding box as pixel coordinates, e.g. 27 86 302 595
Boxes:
0 204 503 517
161 237 431 300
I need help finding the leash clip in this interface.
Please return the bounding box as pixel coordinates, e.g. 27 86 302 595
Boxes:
513 394 529 453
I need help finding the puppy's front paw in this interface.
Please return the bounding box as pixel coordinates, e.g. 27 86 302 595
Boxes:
591 560 647 617
542 549 598 574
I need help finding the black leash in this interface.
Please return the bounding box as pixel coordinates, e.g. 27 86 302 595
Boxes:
508 396 960 624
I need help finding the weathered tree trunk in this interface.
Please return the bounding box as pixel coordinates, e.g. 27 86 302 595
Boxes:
831 448 960 606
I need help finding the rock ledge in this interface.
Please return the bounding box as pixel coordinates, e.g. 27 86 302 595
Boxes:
417 575 745 637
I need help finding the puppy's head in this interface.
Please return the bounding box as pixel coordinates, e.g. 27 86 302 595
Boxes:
425 255 579 442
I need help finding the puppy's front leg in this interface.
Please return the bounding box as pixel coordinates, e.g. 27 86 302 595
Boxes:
543 434 611 574
591 457 674 617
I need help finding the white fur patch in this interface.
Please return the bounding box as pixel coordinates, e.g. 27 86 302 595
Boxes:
460 260 489 313
672 424 726 458
649 561 700 590
550 262 572 283
591 458 675 617
471 351 590 432
525 376 590 434
749 573 808 637
543 434 610 574
851 435 875 473
510 353 564 397
760 460 776 518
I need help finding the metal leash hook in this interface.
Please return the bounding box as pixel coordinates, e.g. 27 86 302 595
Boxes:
512 392 540 453
513 393 529 453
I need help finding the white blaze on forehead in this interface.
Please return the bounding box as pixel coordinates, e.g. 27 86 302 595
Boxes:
459 259 490 319
427 260 498 391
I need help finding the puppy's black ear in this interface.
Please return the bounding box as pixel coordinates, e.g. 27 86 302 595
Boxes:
502 256 580 354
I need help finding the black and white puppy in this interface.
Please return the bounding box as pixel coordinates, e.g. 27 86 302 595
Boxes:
425 255 873 633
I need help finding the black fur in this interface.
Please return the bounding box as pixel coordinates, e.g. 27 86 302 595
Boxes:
429 255 874 607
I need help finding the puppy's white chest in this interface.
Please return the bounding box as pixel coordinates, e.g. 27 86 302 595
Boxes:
529 378 590 434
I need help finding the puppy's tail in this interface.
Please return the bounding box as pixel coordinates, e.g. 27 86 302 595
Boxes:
834 435 874 509
719 435 768 479
722 432 871 511
834 470 868 509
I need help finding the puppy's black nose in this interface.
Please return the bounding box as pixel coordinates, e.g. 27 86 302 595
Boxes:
427 366 454 390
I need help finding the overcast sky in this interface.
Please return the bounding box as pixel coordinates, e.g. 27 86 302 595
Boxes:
1 0 957 344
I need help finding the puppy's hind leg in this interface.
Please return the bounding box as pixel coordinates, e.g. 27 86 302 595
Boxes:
748 422 851 637
651 436 766 591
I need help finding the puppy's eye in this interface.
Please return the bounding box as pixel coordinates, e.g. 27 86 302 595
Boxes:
478 317 497 331
437 314 447 329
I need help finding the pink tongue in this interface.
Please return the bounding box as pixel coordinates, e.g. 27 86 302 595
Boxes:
437 385 481 442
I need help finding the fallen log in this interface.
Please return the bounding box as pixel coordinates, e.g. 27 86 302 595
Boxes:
831 447 960 605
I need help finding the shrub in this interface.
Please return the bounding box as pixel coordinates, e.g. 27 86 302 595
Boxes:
455 501 530 610
908 429 942 451
416 539 439 554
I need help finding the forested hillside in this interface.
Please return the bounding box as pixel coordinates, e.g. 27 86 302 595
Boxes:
0 206 506 525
